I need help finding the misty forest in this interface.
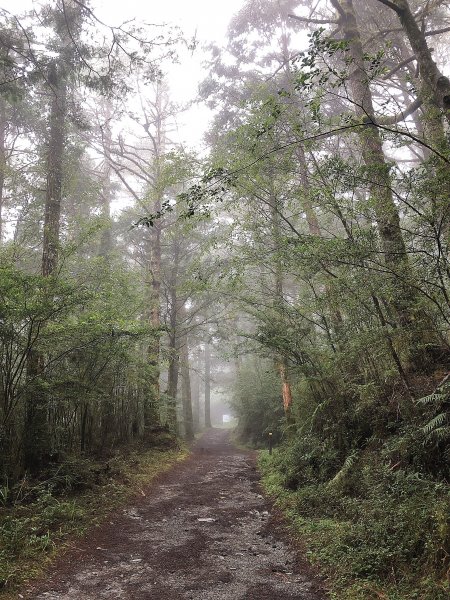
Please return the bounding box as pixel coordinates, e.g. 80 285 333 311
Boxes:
1 0 450 598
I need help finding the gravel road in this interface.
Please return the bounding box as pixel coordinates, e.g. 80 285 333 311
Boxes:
26 428 327 600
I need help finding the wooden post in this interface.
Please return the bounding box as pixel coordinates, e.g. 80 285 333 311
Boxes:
268 432 273 455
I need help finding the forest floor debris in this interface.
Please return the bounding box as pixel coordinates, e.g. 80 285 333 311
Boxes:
22 429 327 600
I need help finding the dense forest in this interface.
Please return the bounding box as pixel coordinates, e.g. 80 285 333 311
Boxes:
1 0 450 598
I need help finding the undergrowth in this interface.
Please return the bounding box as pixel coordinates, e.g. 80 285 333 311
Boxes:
0 437 187 597
259 448 450 600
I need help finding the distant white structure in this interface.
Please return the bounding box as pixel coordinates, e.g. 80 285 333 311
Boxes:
222 414 232 423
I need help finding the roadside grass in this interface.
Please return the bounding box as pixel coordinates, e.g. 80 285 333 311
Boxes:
0 441 188 597
229 429 256 452
259 449 450 600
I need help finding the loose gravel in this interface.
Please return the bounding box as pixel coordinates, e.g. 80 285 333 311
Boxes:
25 429 327 600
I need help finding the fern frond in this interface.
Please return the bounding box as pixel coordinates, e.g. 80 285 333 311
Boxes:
429 426 450 443
309 400 329 430
423 413 448 435
328 451 358 486
417 392 447 405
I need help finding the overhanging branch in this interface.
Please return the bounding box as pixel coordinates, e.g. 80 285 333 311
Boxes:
375 0 403 15
378 97 422 124
288 13 338 25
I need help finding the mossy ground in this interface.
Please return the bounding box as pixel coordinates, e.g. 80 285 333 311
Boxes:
0 442 188 598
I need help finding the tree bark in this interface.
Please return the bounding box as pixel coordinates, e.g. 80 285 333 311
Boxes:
98 102 113 257
191 350 200 432
0 99 6 244
143 210 162 431
24 60 67 473
166 238 181 431
375 0 450 125
204 342 212 428
333 0 416 327
269 188 294 424
144 86 166 432
281 32 343 333
42 62 66 277
180 331 194 441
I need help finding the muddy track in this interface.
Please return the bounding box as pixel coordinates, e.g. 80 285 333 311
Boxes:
25 429 327 600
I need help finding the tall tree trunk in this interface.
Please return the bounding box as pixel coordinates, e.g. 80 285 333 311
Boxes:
393 37 430 157
388 29 449 246
383 7 450 246
204 342 212 428
143 182 163 430
166 239 181 431
0 99 6 244
296 146 321 236
24 62 67 473
42 63 66 277
297 145 344 335
269 188 294 425
280 28 322 239
180 331 194 441
333 0 417 328
280 33 343 337
143 214 162 431
80 402 90 453
98 102 113 257
96 107 115 444
144 85 166 432
191 351 200 432
376 0 450 126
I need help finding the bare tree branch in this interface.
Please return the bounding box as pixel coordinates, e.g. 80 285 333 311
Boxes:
288 14 338 25
378 97 422 125
383 54 416 80
375 0 403 14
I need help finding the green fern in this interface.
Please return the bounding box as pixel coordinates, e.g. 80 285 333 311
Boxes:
328 451 358 486
417 382 450 445
0 481 9 506
438 427 450 442
428 426 450 443
423 413 448 436
416 392 447 405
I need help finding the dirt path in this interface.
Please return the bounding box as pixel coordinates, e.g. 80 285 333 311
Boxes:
25 429 327 600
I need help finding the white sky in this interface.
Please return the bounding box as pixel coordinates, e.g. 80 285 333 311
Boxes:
94 0 246 148
2 0 246 148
